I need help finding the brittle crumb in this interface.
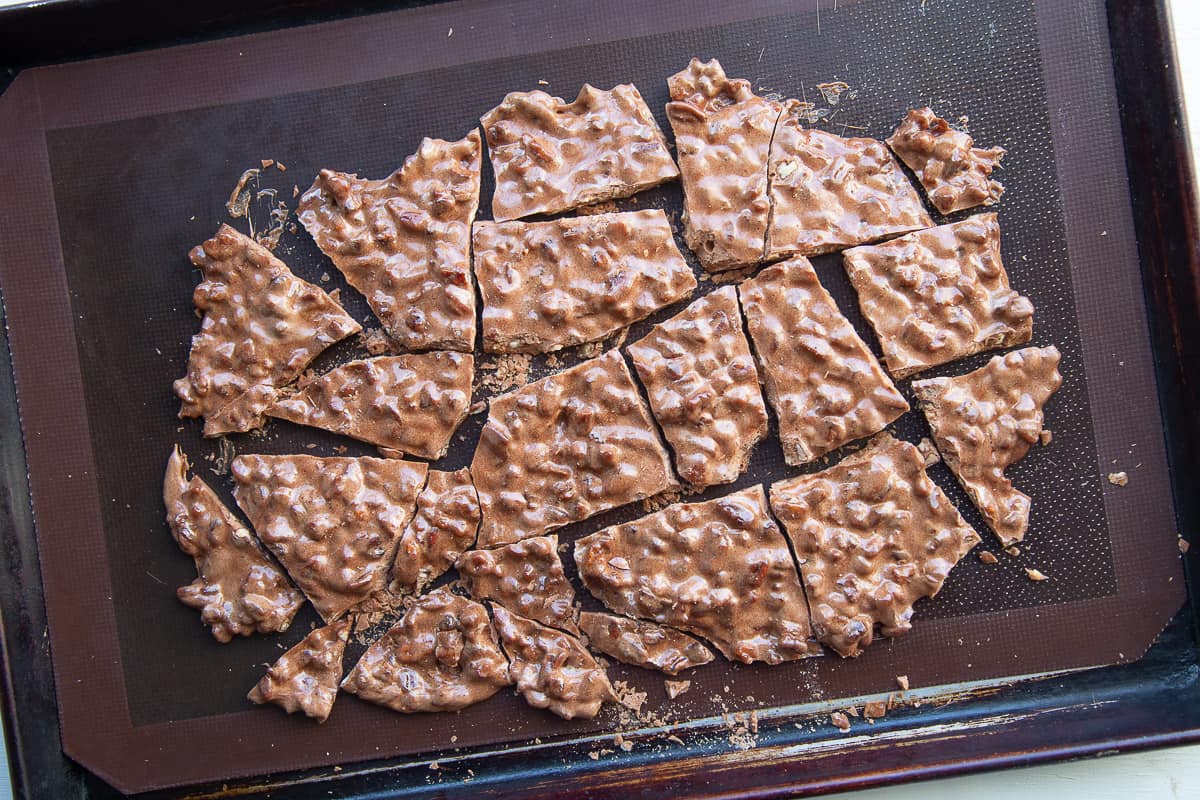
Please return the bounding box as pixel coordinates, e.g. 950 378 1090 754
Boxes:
979 550 998 565
896 675 909 691
1107 471 1128 487
917 437 941 466
1025 567 1049 582
1005 546 1021 557
830 711 851 732
1040 429 1053 446
665 679 691 699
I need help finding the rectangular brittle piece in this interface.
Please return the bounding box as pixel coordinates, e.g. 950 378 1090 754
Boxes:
471 350 678 548
265 352 473 460
770 433 981 658
298 130 480 352
666 58 782 271
626 286 767 490
473 210 697 353
842 214 1033 378
481 83 678 221
766 107 932 259
739 257 909 466
574 486 821 665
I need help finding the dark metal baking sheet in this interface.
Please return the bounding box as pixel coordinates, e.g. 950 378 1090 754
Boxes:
0 0 1195 797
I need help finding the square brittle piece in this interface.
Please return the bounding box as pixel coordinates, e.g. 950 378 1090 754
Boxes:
666 58 781 271
887 107 1006 215
574 486 821 665
481 83 678 221
842 214 1034 378
766 110 932 259
231 454 427 622
913 346 1062 547
627 286 768 490
770 433 981 658
298 131 480 352
473 210 696 353
471 350 677 548
739 257 908 466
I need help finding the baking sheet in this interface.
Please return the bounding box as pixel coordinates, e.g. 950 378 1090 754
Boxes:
0 0 1185 793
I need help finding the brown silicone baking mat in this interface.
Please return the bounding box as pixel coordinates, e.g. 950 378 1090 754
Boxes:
0 0 1186 793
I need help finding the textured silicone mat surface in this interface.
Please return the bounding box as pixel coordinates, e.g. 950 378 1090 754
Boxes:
0 0 1184 792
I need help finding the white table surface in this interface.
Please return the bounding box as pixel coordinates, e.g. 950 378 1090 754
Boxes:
0 1 1197 798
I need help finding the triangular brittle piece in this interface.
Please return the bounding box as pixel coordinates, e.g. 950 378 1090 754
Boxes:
173 225 361 436
575 486 821 664
265 352 473 460
491 604 614 720
627 286 768 490
458 536 580 635
842 215 1034 378
248 617 350 722
739 258 909 466
887 107 1006 215
162 446 304 642
231 454 427 622
473 210 697 353
298 131 481 352
766 109 932 259
578 612 714 676
471 350 678 548
666 58 782 271
913 346 1062 546
482 83 678 221
390 468 480 596
770 433 981 658
341 588 510 713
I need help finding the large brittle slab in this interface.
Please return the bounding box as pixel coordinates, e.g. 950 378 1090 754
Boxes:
578 612 714 675
473 210 697 353
457 535 580 635
471 350 678 548
666 58 781 271
739 257 909 466
390 468 480 596
766 111 932 259
341 588 511 713
173 225 361 436
887 107 1006 215
265 352 473 460
298 131 480 352
491 604 614 720
769 433 981 658
626 286 767 490
231 454 427 622
842 214 1033 378
248 617 350 722
574 486 821 665
163 446 304 642
913 346 1062 546
482 83 678 221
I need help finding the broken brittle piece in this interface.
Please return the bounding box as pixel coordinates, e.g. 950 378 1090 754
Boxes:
482 83 678 221
770 433 980 657
739 257 908 466
913 346 1062 546
266 352 473 460
173 225 360 436
457 535 580 635
473 210 696 353
231 454 427 622
248 617 350 722
578 612 714 675
887 107 1005 215
575 486 821 664
163 446 304 642
298 131 480 352
627 286 768 490
842 214 1033 378
390 468 480 596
